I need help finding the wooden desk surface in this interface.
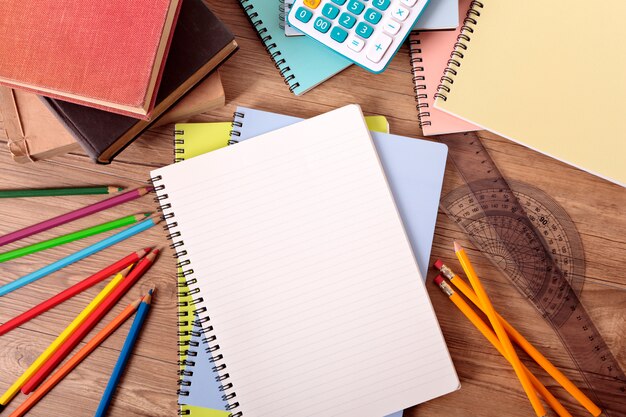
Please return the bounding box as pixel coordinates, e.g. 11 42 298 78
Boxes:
1 1 624 416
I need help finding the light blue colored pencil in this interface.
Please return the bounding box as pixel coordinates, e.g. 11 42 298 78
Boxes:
94 288 154 417
0 215 160 297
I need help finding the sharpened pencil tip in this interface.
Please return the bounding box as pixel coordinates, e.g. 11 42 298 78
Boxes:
453 241 463 252
108 186 124 194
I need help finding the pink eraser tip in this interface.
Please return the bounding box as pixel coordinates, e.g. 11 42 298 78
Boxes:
433 259 444 270
433 274 445 285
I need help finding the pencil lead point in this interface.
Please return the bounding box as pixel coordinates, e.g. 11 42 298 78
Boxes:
453 241 463 252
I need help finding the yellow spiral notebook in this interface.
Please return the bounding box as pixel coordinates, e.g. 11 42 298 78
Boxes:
434 0 626 187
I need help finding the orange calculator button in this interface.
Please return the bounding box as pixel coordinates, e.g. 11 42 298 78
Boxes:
304 0 322 8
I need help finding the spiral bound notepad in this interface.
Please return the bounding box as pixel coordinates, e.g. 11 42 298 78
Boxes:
433 0 626 186
153 104 459 416
239 0 351 95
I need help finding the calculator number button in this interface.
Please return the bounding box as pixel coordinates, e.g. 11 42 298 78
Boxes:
400 0 418 6
347 35 365 52
294 7 314 23
330 26 349 43
355 21 374 38
383 18 401 35
372 0 391 11
347 0 365 15
391 6 410 21
322 3 340 19
313 16 332 33
338 12 357 29
364 8 382 24
366 33 392 63
330 0 347 5
303 0 322 9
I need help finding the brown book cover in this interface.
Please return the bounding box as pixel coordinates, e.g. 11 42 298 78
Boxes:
0 87 79 163
45 0 237 164
0 0 182 118
153 71 225 127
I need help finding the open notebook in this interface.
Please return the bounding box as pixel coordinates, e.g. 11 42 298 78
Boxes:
153 105 459 416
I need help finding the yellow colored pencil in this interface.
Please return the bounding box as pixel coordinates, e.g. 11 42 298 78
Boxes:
435 260 601 417
454 241 546 417
433 275 572 417
0 265 131 411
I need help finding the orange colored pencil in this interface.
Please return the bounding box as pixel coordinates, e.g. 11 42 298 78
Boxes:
8 297 143 417
433 275 572 417
454 241 546 417
434 260 601 417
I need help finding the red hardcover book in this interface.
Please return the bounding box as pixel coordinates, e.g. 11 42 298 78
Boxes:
0 0 181 119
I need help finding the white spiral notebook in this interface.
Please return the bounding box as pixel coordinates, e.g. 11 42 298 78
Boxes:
152 104 459 416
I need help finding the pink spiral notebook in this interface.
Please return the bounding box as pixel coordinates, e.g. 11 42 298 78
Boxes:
409 0 479 136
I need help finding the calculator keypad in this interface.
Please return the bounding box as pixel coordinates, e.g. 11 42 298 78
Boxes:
289 0 430 72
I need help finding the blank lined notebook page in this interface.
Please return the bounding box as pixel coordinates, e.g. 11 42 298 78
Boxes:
151 105 459 417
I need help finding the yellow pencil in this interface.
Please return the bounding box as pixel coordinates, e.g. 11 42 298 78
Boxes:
433 275 572 417
0 265 131 411
454 241 546 417
435 260 601 417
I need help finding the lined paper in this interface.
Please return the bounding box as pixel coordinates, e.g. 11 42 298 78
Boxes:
152 105 459 417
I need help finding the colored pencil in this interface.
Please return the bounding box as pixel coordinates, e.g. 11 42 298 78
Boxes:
0 248 150 336
94 288 154 417
8 297 143 417
454 241 547 417
433 275 572 417
21 249 160 394
0 267 130 411
0 186 123 198
0 215 161 297
0 186 151 248
434 260 601 417
0 213 150 263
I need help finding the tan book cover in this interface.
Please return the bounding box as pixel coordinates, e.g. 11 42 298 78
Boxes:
153 71 224 127
0 86 79 163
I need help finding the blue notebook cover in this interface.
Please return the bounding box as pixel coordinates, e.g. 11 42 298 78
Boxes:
240 0 351 95
231 107 448 278
414 0 459 30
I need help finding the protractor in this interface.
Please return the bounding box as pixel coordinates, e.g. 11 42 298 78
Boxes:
442 179 585 321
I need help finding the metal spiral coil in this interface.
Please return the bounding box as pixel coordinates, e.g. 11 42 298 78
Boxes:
150 173 242 417
408 35 431 128
434 1 484 101
240 0 299 95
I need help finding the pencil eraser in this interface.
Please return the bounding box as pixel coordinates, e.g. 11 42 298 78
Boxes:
433 259 444 270
433 274 445 286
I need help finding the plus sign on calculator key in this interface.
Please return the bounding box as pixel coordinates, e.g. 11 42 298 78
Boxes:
288 0 432 73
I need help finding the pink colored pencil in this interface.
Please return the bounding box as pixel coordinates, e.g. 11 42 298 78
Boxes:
0 186 151 248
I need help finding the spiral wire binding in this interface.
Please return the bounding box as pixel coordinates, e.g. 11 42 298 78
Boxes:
278 0 285 30
408 33 431 128
151 174 242 417
174 129 185 163
229 112 245 145
434 1 484 101
240 0 300 93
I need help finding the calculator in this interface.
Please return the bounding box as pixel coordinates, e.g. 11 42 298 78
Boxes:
288 0 431 73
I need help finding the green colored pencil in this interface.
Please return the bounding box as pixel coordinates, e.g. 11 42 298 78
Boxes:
0 186 124 198
0 213 150 263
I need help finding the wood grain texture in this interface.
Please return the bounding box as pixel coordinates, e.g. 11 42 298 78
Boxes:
1 1 624 416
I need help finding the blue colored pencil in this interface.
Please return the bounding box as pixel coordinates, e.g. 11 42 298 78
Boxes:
0 215 160 297
94 288 154 417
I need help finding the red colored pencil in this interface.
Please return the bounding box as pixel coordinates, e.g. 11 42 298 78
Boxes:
21 248 160 394
0 248 150 336
0 186 151 248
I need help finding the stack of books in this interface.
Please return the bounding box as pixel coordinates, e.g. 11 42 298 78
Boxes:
0 0 238 164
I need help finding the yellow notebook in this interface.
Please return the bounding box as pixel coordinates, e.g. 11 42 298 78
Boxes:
434 0 626 187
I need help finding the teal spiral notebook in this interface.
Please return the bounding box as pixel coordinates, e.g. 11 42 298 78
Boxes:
239 0 351 95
